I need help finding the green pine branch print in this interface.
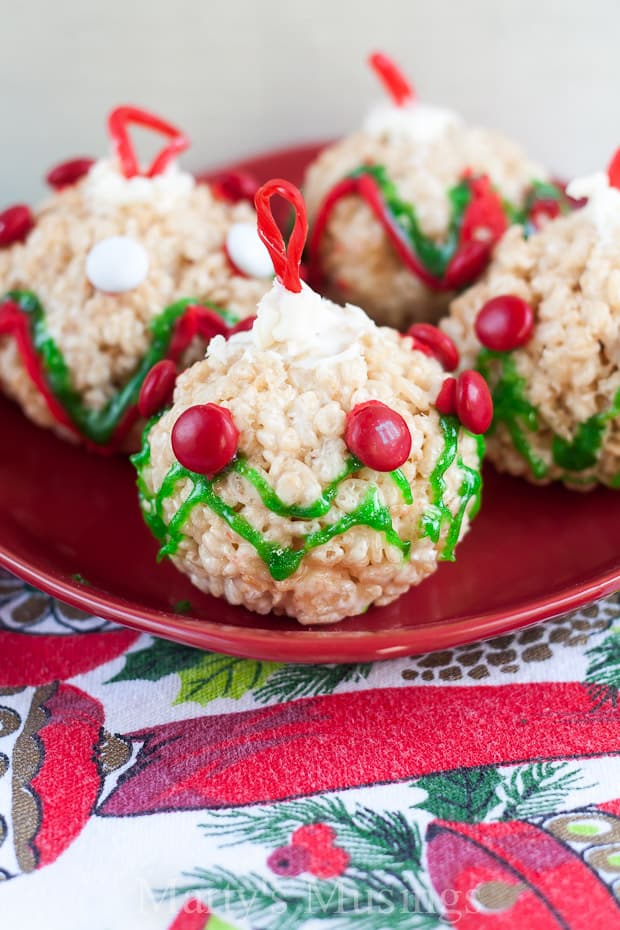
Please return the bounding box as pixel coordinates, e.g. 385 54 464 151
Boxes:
412 761 589 823
196 797 448 928
166 868 288 925
496 762 590 820
254 663 372 704
201 797 427 875
165 866 445 930
585 627 620 709
107 637 205 683
169 758 594 928
201 796 352 848
412 767 503 822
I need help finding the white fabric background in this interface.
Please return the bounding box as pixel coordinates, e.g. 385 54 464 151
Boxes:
1 0 619 203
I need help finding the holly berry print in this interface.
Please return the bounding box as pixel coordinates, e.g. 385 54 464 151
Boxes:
163 763 620 929
268 824 350 879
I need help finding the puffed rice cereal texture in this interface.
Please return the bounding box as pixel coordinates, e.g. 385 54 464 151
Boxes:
304 127 546 330
442 211 620 488
139 318 483 625
0 167 269 445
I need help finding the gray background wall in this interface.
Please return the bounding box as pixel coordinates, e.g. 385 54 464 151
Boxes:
1 0 618 203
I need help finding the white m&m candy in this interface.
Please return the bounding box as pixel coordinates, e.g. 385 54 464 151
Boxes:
86 235 149 293
226 222 274 279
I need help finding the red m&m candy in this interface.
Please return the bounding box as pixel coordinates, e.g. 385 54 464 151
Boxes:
444 240 490 290
345 400 411 471
172 403 239 477
46 158 95 190
210 170 260 204
407 323 459 372
138 360 177 418
529 198 560 229
475 295 534 352
455 370 493 435
435 377 457 416
0 205 34 247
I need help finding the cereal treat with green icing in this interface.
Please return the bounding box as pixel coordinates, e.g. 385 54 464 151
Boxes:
133 180 491 625
0 106 273 452
304 52 566 330
442 148 620 489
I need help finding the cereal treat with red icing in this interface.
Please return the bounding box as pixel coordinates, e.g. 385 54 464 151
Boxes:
304 52 567 330
0 107 274 452
134 181 491 625
442 148 620 489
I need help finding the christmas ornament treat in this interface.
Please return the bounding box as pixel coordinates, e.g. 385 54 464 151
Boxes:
442 148 620 488
304 52 565 330
0 106 273 452
134 180 489 625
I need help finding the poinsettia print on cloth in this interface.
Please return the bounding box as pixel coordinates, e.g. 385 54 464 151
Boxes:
0 568 618 930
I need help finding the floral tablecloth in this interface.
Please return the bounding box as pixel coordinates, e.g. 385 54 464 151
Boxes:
1 568 619 929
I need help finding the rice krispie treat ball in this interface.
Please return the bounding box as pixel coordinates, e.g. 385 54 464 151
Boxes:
304 52 566 330
0 106 274 452
134 180 491 625
442 149 620 489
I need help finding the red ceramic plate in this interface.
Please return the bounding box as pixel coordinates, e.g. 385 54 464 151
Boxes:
1 143 619 662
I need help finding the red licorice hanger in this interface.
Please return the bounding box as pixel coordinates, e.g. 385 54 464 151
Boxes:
607 147 620 190
107 106 190 179
368 52 415 107
254 179 307 293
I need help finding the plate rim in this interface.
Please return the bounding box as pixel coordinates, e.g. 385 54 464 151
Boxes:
1 540 618 663
1 139 619 663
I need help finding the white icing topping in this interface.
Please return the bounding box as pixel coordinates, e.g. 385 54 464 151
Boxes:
226 222 274 279
86 235 149 293
363 101 462 146
83 158 195 214
566 171 620 242
208 281 374 366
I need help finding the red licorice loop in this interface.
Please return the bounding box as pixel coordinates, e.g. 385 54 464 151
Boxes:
607 147 620 190
0 297 233 453
168 304 229 361
0 300 77 434
107 106 190 179
254 179 307 293
368 52 415 107
229 315 256 335
46 158 95 190
308 172 502 294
